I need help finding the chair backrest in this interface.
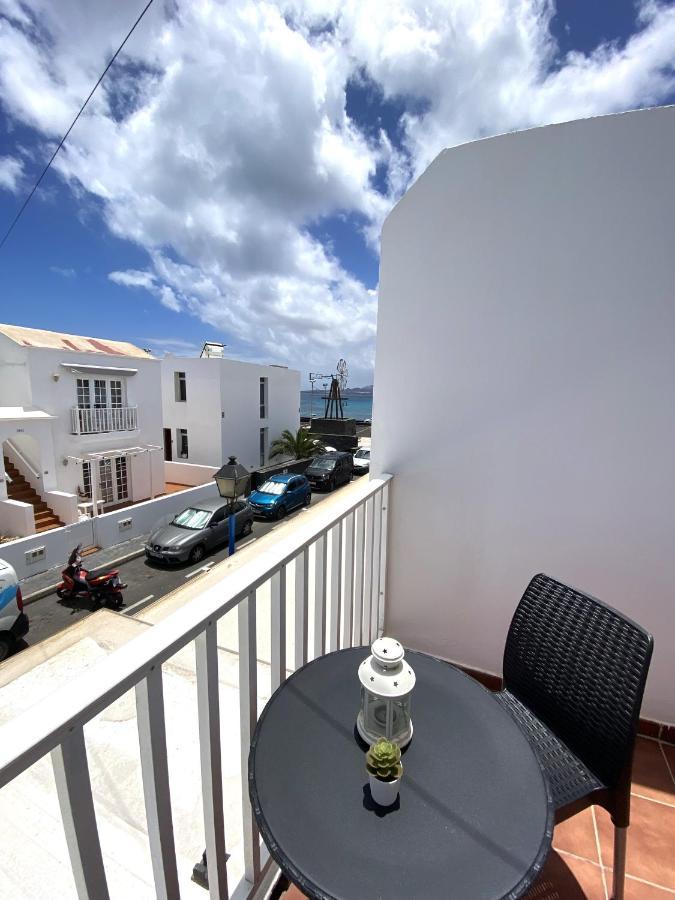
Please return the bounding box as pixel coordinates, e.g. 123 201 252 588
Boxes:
503 573 653 789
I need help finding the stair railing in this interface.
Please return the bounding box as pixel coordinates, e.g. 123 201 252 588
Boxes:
5 439 41 482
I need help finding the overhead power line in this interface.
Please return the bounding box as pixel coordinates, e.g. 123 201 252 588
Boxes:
0 0 156 254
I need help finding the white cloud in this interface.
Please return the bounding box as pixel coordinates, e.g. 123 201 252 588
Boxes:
2 0 675 384
0 154 23 192
49 265 76 278
108 269 156 290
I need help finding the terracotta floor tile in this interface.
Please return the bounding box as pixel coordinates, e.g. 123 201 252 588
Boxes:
631 739 675 805
525 850 606 899
662 743 675 786
553 808 601 863
621 876 675 898
595 799 675 890
281 886 307 900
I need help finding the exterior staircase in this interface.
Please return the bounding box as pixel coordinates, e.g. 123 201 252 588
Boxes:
3 456 64 533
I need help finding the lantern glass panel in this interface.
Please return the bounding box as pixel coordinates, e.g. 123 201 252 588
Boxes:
364 691 388 737
392 698 411 741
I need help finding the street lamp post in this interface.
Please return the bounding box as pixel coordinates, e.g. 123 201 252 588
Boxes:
213 456 250 556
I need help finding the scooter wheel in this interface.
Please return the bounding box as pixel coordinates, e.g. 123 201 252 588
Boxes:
56 588 67 599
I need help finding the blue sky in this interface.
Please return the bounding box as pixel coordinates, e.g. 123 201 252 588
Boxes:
1 0 675 386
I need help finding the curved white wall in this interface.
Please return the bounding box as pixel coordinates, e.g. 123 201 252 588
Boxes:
372 106 675 724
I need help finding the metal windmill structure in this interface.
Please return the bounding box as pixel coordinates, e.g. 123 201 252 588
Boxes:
309 359 349 419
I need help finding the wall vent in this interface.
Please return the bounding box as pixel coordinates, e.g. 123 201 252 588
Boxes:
118 518 133 531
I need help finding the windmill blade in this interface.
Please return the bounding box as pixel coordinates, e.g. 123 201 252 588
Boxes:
336 358 348 388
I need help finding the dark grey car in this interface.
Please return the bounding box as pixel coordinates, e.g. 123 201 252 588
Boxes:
145 497 254 565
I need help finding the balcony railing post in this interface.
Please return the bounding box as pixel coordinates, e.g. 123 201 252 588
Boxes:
378 483 390 636
329 522 343 651
363 496 375 644
294 549 309 669
196 622 229 900
353 504 365 646
270 567 287 692
370 489 383 641
135 667 179 900
342 512 354 648
51 726 110 900
313 533 327 659
238 590 260 884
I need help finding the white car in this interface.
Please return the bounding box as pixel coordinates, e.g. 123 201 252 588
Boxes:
0 558 28 661
353 447 371 475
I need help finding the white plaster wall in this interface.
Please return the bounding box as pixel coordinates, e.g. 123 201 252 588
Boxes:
0 499 35 537
1 419 58 493
45 491 79 526
0 334 31 407
17 348 163 503
221 362 300 471
160 356 300 470
161 357 224 466
0 519 94 580
371 106 675 724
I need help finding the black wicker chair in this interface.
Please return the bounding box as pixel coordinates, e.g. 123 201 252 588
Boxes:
495 574 653 900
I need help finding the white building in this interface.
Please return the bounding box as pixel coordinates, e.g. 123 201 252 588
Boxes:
0 324 164 536
161 343 300 471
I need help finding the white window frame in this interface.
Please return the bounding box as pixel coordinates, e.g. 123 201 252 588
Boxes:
259 426 268 467
177 428 189 459
260 377 268 419
175 371 187 403
76 376 127 409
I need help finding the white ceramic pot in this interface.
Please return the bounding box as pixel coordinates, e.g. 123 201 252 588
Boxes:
369 774 401 807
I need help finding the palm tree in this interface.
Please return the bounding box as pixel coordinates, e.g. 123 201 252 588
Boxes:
270 428 325 460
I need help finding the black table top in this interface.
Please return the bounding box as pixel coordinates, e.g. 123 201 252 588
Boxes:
249 647 553 900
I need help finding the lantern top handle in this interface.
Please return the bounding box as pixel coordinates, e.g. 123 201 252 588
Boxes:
372 637 404 668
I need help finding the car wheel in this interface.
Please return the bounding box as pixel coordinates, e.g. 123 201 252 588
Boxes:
0 635 13 662
189 544 206 564
276 505 287 521
303 492 311 507
329 477 336 491
242 520 253 536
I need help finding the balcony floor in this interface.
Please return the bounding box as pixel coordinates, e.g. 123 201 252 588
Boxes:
278 734 675 900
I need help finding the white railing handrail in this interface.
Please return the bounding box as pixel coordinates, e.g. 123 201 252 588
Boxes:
0 474 392 789
5 438 41 481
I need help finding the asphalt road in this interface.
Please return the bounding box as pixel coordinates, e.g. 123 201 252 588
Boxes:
21 485 342 650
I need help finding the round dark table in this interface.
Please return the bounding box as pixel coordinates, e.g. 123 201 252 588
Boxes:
249 648 553 900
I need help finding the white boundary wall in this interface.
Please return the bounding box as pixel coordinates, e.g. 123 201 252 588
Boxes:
0 483 220 580
372 106 675 724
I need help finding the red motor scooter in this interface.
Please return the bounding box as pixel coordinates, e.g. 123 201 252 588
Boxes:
56 545 127 610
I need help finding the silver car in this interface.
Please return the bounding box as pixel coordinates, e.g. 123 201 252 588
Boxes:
145 497 254 565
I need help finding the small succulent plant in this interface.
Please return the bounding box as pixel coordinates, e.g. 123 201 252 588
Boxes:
366 738 403 782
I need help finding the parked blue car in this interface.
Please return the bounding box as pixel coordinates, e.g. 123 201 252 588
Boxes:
248 473 311 520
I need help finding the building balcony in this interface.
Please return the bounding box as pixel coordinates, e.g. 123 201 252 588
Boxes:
70 405 138 435
0 475 391 898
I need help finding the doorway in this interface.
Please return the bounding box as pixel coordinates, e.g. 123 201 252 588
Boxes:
163 428 172 461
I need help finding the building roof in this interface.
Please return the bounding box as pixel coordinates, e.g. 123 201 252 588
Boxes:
0 323 154 359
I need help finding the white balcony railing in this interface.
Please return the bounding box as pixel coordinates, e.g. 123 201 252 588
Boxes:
0 473 392 899
70 405 138 435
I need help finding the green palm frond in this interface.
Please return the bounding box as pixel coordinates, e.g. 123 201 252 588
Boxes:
270 427 325 460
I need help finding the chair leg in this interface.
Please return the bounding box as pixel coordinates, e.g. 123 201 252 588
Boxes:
612 826 627 900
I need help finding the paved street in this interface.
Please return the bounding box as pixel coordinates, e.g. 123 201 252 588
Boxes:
19 484 346 650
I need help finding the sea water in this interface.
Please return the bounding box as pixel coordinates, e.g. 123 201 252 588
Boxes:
300 390 373 421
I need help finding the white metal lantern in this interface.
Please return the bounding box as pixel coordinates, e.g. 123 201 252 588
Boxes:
357 637 416 748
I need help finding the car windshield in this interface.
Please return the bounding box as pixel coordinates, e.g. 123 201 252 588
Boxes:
312 459 336 471
173 508 212 530
355 449 370 459
257 481 286 495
